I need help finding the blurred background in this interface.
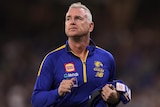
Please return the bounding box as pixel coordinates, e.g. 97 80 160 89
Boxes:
0 0 160 107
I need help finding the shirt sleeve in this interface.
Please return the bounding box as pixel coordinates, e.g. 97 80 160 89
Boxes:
108 53 117 82
31 54 60 107
107 53 132 105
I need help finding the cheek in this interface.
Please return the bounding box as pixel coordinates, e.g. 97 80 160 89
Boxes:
65 23 68 28
81 24 90 31
65 24 69 32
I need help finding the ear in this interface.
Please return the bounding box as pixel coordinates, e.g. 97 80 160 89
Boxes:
89 22 94 32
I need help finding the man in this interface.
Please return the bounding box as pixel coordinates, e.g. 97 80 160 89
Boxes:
31 2 131 107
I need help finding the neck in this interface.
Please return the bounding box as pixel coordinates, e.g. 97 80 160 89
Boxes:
68 36 90 60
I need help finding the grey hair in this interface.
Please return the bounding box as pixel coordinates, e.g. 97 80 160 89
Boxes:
69 2 92 22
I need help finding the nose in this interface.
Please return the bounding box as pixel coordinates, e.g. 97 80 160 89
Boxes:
70 19 76 25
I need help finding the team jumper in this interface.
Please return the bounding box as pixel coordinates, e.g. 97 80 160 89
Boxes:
31 39 129 107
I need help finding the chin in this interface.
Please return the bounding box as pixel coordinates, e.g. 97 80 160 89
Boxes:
67 33 79 37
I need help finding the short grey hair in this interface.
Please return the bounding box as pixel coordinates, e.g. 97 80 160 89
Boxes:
69 2 93 22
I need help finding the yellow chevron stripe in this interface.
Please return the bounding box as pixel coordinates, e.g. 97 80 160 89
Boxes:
37 45 66 76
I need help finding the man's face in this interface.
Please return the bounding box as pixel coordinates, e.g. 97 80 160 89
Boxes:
65 8 93 37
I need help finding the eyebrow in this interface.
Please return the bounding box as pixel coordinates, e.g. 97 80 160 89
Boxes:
66 14 84 19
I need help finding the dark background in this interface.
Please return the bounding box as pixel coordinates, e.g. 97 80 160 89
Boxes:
0 0 160 107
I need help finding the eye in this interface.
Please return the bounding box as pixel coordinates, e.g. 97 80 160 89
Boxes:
75 16 83 20
66 16 71 21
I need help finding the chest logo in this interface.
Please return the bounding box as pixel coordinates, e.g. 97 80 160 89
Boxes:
94 61 104 78
64 62 75 72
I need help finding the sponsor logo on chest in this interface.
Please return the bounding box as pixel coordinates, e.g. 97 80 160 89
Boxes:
64 62 79 87
64 62 75 72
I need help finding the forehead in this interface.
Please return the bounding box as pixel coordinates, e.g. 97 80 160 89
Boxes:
66 8 86 17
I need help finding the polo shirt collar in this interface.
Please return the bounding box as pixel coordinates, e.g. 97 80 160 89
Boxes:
65 38 96 54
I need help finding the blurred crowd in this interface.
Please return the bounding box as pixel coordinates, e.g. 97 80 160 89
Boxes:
0 0 160 107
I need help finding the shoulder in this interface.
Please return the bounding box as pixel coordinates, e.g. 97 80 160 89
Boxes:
37 45 66 76
94 46 116 64
95 46 114 59
43 44 66 61
48 44 66 56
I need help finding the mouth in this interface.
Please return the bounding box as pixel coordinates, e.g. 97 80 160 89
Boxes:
69 27 77 30
69 27 78 32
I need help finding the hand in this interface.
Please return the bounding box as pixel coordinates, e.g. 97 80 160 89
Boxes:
58 78 75 96
101 84 120 104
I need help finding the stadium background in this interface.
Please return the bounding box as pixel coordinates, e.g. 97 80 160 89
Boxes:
0 0 160 107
